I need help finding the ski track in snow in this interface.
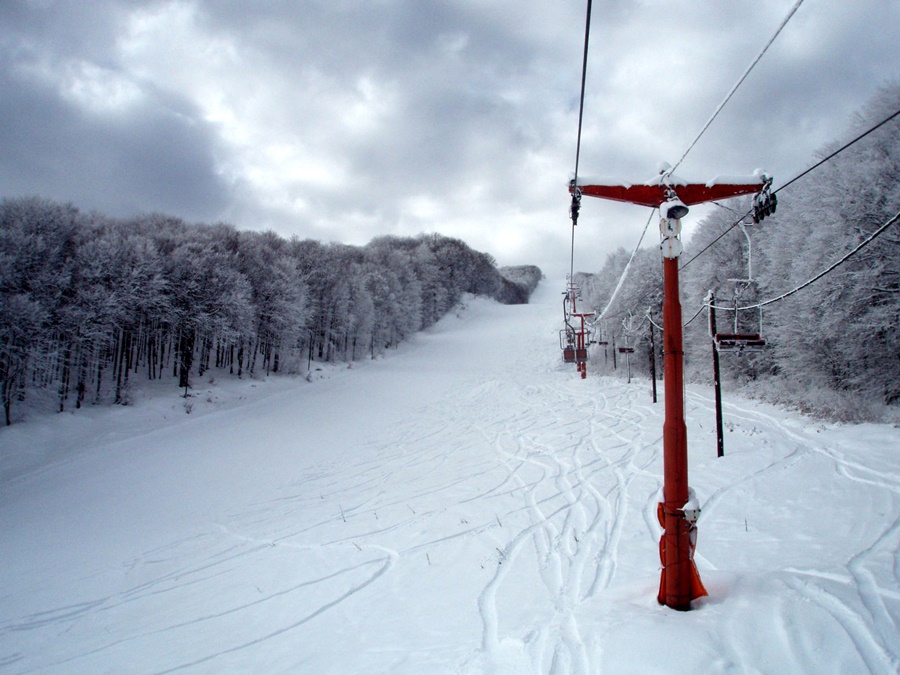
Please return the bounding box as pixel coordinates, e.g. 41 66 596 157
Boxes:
1 284 899 673
467 370 664 673
687 389 900 673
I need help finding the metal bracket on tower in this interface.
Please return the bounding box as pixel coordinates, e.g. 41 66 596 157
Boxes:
569 183 582 226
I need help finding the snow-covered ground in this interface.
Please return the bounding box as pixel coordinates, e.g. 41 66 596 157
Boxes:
1 281 899 674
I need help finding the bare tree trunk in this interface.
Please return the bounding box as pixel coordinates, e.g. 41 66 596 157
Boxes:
114 328 125 404
178 329 194 394
3 377 13 426
75 341 89 409
58 342 71 413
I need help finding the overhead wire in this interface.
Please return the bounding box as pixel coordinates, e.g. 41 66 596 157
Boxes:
693 207 899 334
564 0 656 324
672 103 900 330
577 1 895 346
772 106 900 195
669 0 806 174
730 207 900 311
592 1 805 331
682 304 707 328
568 0 593 282
593 208 657 322
647 312 663 332
569 0 873 340
680 104 900 272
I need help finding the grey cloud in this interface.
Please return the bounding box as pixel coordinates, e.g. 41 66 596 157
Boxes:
0 66 230 222
0 0 896 280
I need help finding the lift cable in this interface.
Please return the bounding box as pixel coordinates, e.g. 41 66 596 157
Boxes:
570 0 803 331
669 0 805 174
673 104 900 328
680 104 900 272
592 0 806 331
682 304 707 328
638 300 713 332
569 0 594 281
684 205 899 327
591 208 657 323
773 106 900 196
682 205 899 330
641 306 665 333
576 0 877 334
725 206 900 312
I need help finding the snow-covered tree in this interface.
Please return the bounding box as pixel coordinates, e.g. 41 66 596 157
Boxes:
0 199 539 422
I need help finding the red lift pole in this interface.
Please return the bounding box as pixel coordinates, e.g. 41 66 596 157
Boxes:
575 311 589 379
570 172 766 610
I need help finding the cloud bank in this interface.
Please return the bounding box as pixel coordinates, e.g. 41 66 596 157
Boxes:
1 0 897 277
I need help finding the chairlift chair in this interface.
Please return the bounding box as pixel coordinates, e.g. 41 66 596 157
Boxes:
713 222 769 354
714 332 766 351
560 327 590 363
560 281 594 377
560 328 577 363
713 286 768 353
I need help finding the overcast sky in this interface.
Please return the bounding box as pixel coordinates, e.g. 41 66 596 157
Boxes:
1 0 897 279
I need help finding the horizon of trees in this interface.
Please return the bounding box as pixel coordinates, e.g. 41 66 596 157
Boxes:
574 82 899 421
0 205 541 425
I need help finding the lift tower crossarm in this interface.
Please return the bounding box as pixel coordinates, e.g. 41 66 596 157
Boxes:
569 175 766 208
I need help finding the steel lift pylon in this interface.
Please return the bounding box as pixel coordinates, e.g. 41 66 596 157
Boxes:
570 171 768 610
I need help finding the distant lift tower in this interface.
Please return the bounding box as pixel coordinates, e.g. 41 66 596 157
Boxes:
561 280 594 379
570 171 768 610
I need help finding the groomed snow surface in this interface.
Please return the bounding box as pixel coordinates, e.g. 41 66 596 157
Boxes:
2 281 899 674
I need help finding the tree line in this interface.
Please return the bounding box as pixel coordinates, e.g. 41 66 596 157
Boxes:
0 204 540 425
576 82 899 421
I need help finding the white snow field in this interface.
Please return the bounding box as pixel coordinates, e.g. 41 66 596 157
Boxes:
1 280 899 674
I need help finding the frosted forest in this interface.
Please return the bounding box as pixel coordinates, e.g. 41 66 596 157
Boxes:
0 207 539 426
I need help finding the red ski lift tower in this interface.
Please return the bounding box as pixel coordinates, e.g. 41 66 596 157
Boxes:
571 170 768 610
560 280 594 379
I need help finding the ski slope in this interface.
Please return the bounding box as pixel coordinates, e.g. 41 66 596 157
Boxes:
1 281 899 674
